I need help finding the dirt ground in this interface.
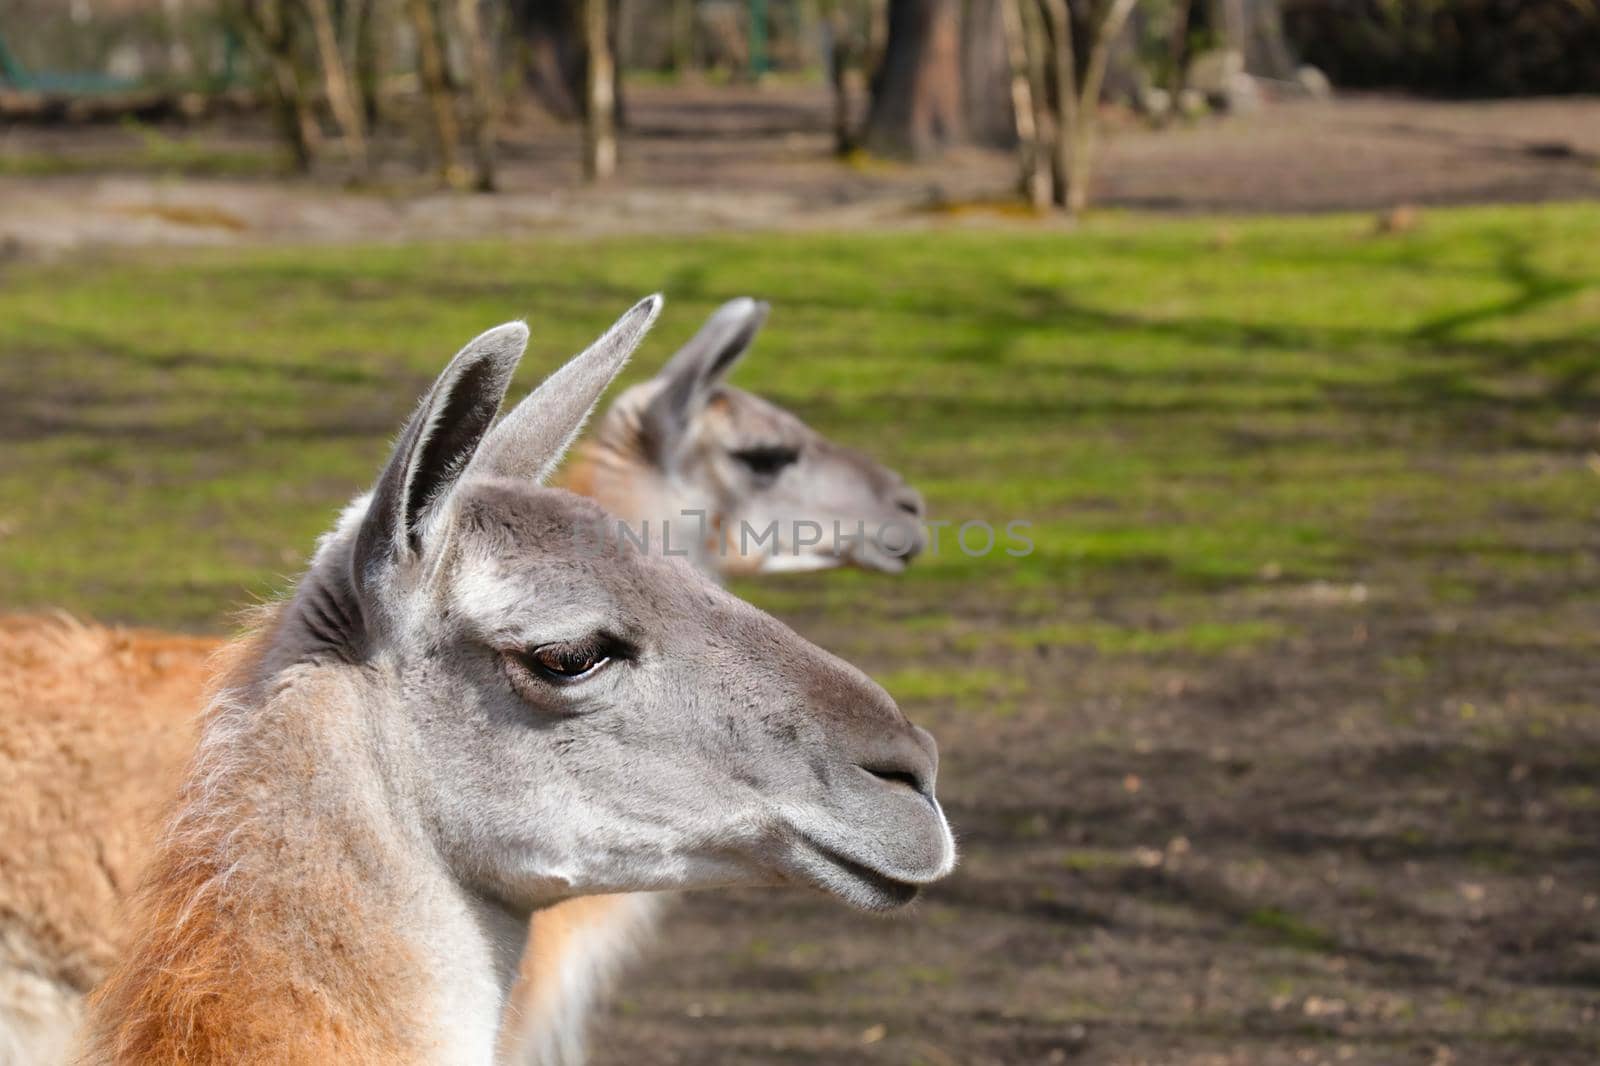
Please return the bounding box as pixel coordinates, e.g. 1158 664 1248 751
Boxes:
2 87 1598 253
582 573 1600 1065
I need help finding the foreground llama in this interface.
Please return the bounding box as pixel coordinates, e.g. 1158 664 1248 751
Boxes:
69 298 954 1064
510 296 928 1065
0 298 928 1065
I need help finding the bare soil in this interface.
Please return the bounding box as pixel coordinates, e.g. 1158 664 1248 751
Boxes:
2 87 1598 253
589 573 1600 1066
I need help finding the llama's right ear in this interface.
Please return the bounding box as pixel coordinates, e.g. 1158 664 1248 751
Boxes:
469 295 662 484
353 322 528 594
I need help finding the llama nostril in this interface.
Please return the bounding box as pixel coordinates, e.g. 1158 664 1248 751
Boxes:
860 763 929 799
894 488 925 517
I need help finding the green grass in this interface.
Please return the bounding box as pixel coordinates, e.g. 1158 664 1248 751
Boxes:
963 618 1286 656
875 666 1030 706
1 204 1597 632
1243 907 1339 953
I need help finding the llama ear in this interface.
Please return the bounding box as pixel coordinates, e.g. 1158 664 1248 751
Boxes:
469 295 662 484
353 322 528 591
641 297 769 463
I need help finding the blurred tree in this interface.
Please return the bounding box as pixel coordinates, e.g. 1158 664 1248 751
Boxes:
304 0 368 175
820 0 872 153
1247 0 1296 80
1164 0 1192 93
350 0 386 126
963 0 1019 148
232 0 321 171
516 0 585 119
672 0 696 72
455 0 501 190
1042 0 1139 213
864 0 1062 159
511 0 624 125
407 0 464 185
862 0 964 158
583 0 618 180
999 0 1049 205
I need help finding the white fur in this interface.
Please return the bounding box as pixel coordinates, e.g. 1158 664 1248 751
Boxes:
505 895 663 1066
0 940 81 1066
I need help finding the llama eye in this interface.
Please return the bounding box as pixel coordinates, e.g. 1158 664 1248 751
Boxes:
731 445 800 477
517 637 617 685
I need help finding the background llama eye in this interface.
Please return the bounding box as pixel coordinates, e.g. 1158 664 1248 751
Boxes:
731 444 800 477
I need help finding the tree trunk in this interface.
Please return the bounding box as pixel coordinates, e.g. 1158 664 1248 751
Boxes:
999 0 1047 206
353 0 385 127
862 0 963 160
1020 0 1054 183
406 0 462 185
454 0 499 190
235 0 320 172
518 0 583 119
304 0 368 175
1166 0 1193 92
1039 0 1077 207
961 0 1017 149
1209 0 1245 53
823 3 855 154
671 0 695 73
514 0 624 126
1246 0 1296 80
582 0 617 180
1067 0 1138 214
1036 0 1139 215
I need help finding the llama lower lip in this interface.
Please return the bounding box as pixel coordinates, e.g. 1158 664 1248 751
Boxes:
851 545 909 575
798 837 922 909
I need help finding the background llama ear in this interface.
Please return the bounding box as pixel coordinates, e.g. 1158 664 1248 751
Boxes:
469 294 662 485
641 297 769 463
353 322 528 591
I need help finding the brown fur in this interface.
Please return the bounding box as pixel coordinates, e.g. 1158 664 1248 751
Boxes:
74 619 429 1064
1 616 424 1063
552 449 597 503
0 616 220 998
77 836 416 1065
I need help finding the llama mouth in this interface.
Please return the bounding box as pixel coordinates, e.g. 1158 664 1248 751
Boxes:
845 540 912 575
855 550 909 575
794 836 922 911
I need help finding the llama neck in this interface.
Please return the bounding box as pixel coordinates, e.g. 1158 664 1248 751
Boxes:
80 658 527 1066
561 436 721 571
559 434 663 527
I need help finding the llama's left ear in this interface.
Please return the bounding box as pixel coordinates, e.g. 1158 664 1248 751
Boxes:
641 297 769 462
353 322 528 595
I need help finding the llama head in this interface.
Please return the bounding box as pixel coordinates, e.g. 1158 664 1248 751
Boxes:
312 298 953 914
604 298 927 574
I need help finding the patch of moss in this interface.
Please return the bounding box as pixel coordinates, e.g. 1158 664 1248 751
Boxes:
1244 907 1338 953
